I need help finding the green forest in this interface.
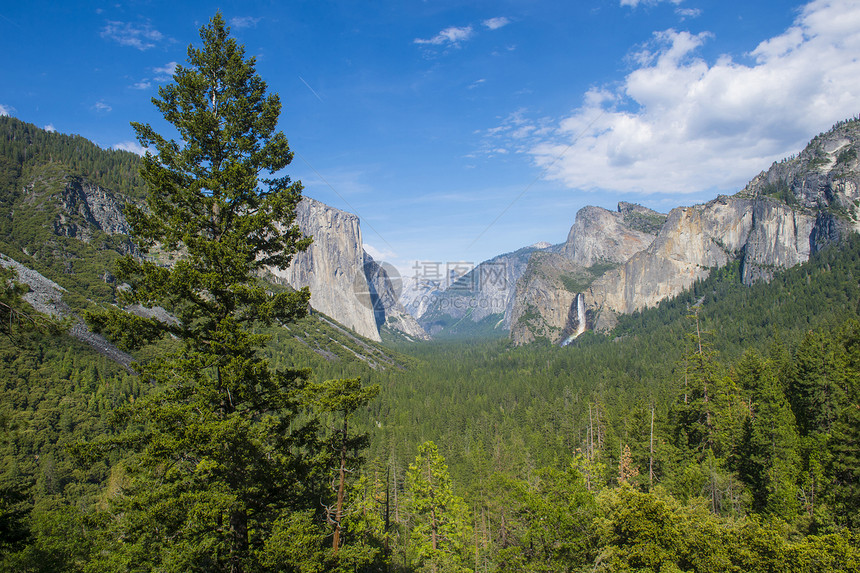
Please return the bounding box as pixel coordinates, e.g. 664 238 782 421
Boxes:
1 13 858 573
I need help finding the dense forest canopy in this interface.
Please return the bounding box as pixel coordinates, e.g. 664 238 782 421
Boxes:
0 15 858 573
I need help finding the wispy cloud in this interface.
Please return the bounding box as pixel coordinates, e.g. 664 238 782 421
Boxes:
131 80 151 90
414 25 474 47
0 104 13 117
483 17 510 30
92 101 112 113
113 141 147 156
153 61 178 82
468 78 486 90
484 0 860 195
620 0 683 7
101 20 165 50
676 8 701 19
230 16 261 29
44 124 56 133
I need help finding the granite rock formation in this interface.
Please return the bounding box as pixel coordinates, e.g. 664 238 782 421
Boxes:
586 120 860 329
510 204 665 344
265 197 429 342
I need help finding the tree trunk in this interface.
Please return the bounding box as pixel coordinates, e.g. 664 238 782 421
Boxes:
649 404 655 486
332 416 348 554
229 508 247 573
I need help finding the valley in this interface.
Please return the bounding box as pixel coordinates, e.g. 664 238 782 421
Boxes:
1 111 858 571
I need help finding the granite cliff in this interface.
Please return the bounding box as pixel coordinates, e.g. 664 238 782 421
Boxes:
266 197 381 340
510 118 860 345
510 204 665 344
586 120 860 331
10 152 422 343
263 197 428 342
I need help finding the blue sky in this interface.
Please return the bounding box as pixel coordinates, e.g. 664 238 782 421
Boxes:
2 1 859 279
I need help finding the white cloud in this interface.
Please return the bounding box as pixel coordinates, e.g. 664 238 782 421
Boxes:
621 0 683 7
483 17 510 30
154 62 178 75
113 141 146 156
101 20 165 50
230 16 261 29
414 26 474 47
0 104 13 116
44 124 56 133
489 0 860 195
153 61 178 82
131 81 151 90
364 243 398 263
92 101 112 113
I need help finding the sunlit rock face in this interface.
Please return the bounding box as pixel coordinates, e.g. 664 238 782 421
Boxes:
268 197 382 341
511 203 664 345
586 121 860 328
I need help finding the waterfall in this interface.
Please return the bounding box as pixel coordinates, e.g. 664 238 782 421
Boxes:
575 292 586 337
561 293 587 346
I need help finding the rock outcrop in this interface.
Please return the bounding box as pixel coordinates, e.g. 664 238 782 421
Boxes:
266 197 384 341
510 204 665 344
561 204 664 266
586 120 860 327
54 177 131 240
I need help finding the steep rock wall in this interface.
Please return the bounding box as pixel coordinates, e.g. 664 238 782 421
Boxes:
510 204 664 344
585 119 860 325
362 253 430 341
267 197 382 341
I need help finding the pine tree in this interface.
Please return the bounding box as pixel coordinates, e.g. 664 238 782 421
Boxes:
406 441 473 573
673 310 722 458
829 321 860 528
735 350 800 522
84 13 322 572
305 377 380 558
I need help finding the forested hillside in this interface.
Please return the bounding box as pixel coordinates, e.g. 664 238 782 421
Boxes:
2 133 859 570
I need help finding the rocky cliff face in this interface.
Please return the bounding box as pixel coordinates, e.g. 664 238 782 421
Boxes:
50 184 405 343
266 197 384 341
584 120 860 330
411 244 548 337
561 204 664 266
510 204 665 344
54 176 131 240
362 253 430 341
508 252 583 344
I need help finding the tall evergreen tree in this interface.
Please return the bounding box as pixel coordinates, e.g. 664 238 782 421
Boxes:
406 441 473 573
735 351 800 521
85 13 322 572
829 321 860 528
305 377 380 558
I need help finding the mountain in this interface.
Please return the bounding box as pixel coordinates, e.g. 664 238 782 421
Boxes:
402 200 668 342
410 243 550 338
362 252 431 341
264 196 428 342
265 196 381 340
585 119 860 333
0 116 425 355
408 118 860 346
509 203 666 344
